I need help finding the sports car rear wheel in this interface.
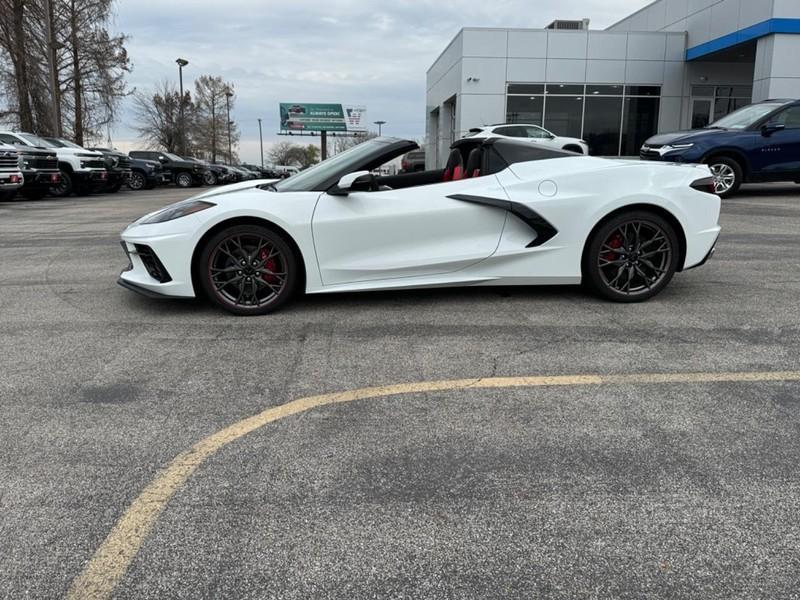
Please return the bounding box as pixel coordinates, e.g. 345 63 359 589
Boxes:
584 211 679 302
199 224 297 315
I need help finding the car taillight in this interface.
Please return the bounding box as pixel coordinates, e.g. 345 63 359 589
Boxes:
690 176 716 195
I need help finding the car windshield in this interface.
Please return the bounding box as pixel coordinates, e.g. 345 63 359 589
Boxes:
163 152 183 161
709 102 786 129
273 139 391 192
21 134 55 148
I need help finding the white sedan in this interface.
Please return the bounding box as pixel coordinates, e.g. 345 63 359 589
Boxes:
118 137 720 315
467 124 590 155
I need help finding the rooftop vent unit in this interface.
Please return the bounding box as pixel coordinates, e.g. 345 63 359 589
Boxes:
546 19 590 30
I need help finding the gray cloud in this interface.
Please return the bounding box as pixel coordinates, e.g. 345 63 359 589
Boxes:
110 0 644 161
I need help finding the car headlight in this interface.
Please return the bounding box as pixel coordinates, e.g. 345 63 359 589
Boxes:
140 200 215 224
659 143 694 156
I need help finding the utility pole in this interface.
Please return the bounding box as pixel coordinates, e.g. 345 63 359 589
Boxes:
258 118 264 168
321 131 327 161
374 120 386 136
225 89 233 163
43 0 61 136
176 58 188 154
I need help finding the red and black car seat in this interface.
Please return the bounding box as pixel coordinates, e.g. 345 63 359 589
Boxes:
464 148 481 178
443 149 464 181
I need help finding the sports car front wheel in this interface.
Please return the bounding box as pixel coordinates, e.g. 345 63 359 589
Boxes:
198 224 298 316
584 211 679 302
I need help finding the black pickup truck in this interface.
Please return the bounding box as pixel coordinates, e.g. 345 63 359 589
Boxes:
88 147 132 193
128 150 207 188
127 157 165 191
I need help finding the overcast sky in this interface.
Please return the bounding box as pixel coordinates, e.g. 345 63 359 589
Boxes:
110 0 644 162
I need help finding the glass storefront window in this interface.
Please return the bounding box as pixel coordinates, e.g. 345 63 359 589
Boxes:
507 84 545 94
584 96 623 156
625 85 660 96
505 83 662 155
545 84 584 95
621 97 660 156
506 95 544 125
544 95 584 138
586 84 623 96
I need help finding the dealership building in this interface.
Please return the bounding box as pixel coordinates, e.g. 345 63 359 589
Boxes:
425 0 800 165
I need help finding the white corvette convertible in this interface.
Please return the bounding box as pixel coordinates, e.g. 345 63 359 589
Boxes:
119 137 721 316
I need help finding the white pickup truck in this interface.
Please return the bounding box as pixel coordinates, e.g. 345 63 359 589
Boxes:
0 131 107 196
0 142 24 201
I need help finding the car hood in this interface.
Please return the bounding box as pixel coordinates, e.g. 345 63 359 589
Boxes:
644 128 734 146
189 179 280 201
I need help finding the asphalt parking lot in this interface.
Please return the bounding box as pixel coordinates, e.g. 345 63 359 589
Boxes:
1 184 800 599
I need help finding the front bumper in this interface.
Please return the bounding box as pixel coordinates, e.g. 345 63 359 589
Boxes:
74 169 109 185
1 172 23 188
119 229 197 298
107 169 132 184
21 170 60 189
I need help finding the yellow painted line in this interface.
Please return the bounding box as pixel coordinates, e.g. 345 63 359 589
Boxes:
66 370 800 599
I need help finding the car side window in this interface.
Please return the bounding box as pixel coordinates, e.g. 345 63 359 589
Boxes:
773 106 800 129
523 126 550 139
0 134 21 144
494 126 523 137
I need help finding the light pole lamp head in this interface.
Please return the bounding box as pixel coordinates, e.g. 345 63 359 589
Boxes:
176 58 189 67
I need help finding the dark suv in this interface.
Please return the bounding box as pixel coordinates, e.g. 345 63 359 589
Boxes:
88 147 132 193
641 99 800 197
127 157 165 191
128 151 206 188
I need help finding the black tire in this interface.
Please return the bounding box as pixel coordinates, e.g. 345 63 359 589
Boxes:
0 191 17 202
203 171 217 186
583 210 680 303
128 171 146 191
50 169 73 197
175 172 193 188
21 188 49 200
705 156 742 198
563 144 584 154
198 224 299 316
108 183 122 193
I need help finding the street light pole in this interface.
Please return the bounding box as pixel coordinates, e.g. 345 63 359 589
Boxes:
258 118 264 169
374 120 386 136
176 58 188 154
225 89 234 163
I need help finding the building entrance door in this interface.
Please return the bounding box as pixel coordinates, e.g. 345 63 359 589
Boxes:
690 98 714 129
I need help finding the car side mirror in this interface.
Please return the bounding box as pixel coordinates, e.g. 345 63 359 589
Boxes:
762 121 785 136
330 170 374 195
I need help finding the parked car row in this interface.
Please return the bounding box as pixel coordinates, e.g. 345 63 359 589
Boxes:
0 130 285 201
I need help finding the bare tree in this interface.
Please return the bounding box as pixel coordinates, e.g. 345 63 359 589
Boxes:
133 80 193 153
0 0 130 140
331 130 378 155
267 142 319 168
193 75 238 162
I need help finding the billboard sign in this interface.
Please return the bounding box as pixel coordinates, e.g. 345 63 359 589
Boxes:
280 103 367 133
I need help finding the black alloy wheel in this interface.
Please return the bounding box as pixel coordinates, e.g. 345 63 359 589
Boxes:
584 211 679 302
50 169 73 197
203 171 217 186
198 224 297 315
128 171 146 191
175 172 193 188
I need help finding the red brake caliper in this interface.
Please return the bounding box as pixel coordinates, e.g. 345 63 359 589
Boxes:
603 234 623 262
259 248 278 284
